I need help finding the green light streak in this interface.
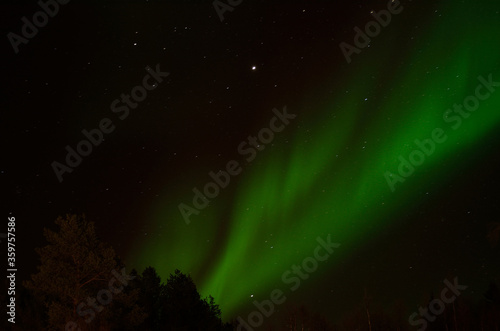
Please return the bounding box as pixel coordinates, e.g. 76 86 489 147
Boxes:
131 0 500 319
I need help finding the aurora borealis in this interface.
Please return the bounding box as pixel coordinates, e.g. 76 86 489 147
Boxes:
4 0 500 328
122 0 500 323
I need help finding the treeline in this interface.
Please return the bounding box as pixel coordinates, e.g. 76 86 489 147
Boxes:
2 214 499 330
1 214 233 330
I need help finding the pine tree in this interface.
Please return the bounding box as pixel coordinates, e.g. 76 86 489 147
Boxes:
162 269 224 330
135 266 166 330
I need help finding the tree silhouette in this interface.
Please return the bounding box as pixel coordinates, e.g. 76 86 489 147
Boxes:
161 269 226 330
133 266 166 330
23 214 145 330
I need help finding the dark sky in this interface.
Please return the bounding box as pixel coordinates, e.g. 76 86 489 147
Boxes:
2 0 500 327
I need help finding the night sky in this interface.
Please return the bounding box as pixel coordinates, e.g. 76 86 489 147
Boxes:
3 0 500 327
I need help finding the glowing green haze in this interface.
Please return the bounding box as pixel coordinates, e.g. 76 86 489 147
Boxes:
131 0 500 319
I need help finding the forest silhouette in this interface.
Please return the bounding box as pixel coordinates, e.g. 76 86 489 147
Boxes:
2 214 499 330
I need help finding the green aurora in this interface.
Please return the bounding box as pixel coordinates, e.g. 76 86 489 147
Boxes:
130 0 500 320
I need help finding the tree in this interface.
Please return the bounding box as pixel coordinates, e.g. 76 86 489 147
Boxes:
24 214 145 330
134 267 166 330
161 269 226 330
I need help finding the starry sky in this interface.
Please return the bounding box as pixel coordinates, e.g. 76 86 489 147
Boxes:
3 0 500 327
